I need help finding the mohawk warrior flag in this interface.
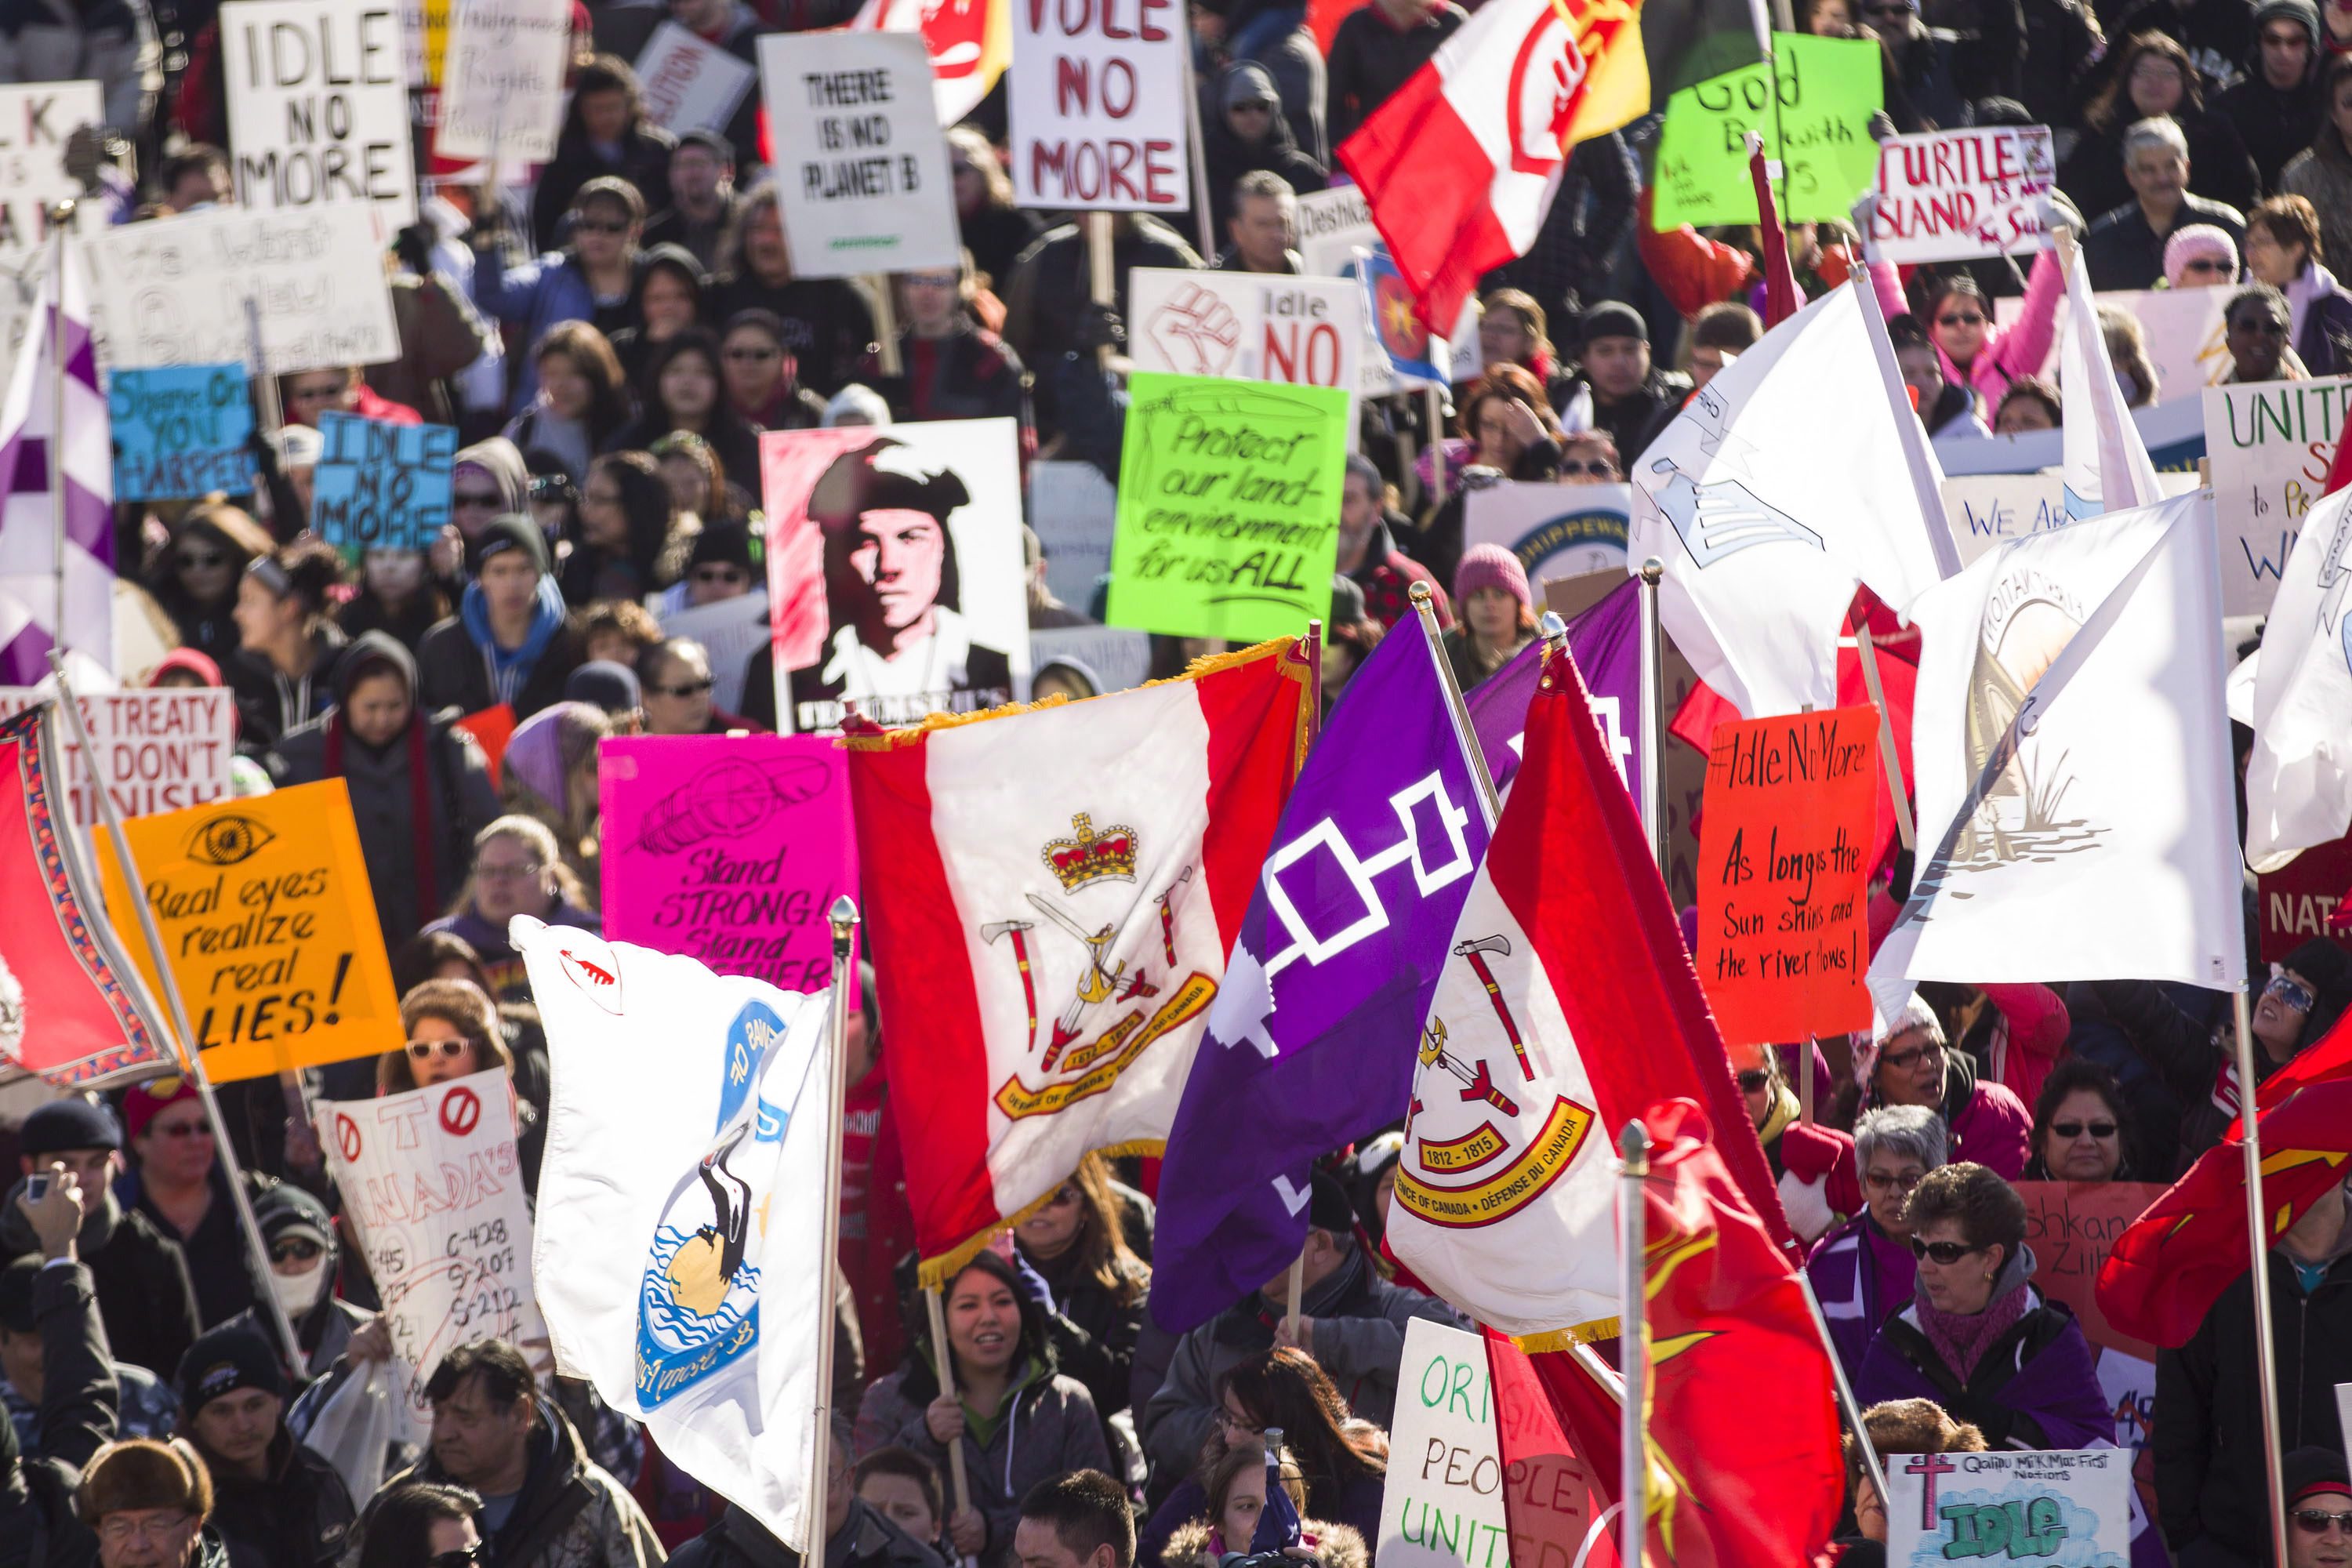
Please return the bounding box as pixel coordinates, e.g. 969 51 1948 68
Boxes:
847 641 1310 1280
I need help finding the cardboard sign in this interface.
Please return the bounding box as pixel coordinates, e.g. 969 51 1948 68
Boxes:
1029 459 1119 614
312 411 459 550
1105 372 1348 644
1464 481 1632 584
109 364 255 502
0 82 103 383
762 31 958 278
435 0 570 162
1008 0 1189 211
95 779 405 1082
220 0 417 227
1885 1450 2131 1566
2016 1181 2167 1363
84 205 399 375
598 735 856 993
635 21 757 136
2202 376 2352 617
1653 34 1884 228
1127 267 1377 397
1869 126 2054 263
0 688 236 827
320 1069 547 1444
1994 285 2230 403
1377 1319 1515 1568
2257 829 2352 963
1694 706 1878 1044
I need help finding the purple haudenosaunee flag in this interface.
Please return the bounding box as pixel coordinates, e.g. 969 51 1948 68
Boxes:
1149 621 1495 1335
1467 577 1641 796
0 239 114 684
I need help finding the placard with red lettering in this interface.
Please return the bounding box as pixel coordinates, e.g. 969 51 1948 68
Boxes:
2257 828 2352 963
1867 125 2054 265
1126 267 1379 397
0 688 235 829
1695 705 1879 1044
1009 0 1190 211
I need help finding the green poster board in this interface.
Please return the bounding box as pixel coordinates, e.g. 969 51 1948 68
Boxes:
1105 372 1349 644
1652 33 1884 229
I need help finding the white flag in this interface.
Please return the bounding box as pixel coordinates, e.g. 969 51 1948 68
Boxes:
517 918 835 1549
2244 486 2352 872
2059 247 2161 519
1630 278 1959 716
1871 492 2245 1007
0 237 113 685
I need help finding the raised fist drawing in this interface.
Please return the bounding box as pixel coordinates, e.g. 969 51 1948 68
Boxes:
1147 282 1242 376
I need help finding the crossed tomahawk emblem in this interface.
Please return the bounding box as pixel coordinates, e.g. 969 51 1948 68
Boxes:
1410 935 1537 1130
980 872 1194 1070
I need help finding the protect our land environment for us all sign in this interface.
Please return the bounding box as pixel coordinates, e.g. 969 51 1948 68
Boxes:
761 31 958 278
95 779 405 1082
1885 1450 2132 1566
109 365 255 503
597 734 856 993
1009 0 1189 211
1105 372 1350 644
1652 33 1884 229
1127 267 1377 397
319 1069 547 1446
634 20 757 136
312 411 459 550
0 688 236 828
2201 376 2352 617
434 0 571 162
1694 705 1879 1045
220 0 416 227
1868 125 2056 263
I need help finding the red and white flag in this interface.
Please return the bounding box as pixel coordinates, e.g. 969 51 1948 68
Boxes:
846 641 1310 1280
1338 0 1649 334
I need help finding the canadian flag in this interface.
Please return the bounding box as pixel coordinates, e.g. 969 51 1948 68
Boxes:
1338 0 1649 334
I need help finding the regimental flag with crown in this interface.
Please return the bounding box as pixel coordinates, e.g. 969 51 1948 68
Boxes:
846 639 1310 1281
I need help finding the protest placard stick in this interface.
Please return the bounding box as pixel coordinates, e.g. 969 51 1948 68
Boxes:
2230 988 2292 1568
1852 628 1914 849
921 1284 977 1548
45 204 71 664
1410 583 1499 824
1426 386 1448 499
1617 1120 1650 1568
1179 41 1216 262
1637 559 1667 877
869 278 905 377
806 895 862 1555
45 653 307 1373
1087 214 1115 370
1796 1269 1890 1505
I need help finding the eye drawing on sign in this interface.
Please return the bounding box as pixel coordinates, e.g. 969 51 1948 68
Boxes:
1951 563 2105 871
185 811 276 866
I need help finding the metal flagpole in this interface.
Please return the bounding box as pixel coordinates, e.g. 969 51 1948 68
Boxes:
1410 583 1499 826
1798 1269 1890 1507
45 653 306 1371
808 896 862 1556
1617 1120 1650 1568
1282 621 1325 1344
2230 989 2292 1568
45 201 73 671
1636 559 1667 877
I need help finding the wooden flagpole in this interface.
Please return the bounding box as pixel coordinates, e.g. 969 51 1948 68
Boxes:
922 1284 976 1562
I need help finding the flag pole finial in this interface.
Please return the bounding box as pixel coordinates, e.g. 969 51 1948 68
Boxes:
829 896 861 956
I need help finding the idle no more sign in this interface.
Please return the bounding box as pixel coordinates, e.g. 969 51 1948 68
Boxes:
1127 268 1380 397
1010 0 1189 209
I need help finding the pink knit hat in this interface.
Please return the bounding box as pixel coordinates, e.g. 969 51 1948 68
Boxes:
2162 225 2238 288
1452 543 1532 610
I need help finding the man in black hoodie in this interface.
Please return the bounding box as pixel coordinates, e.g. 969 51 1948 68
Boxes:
2218 0 2325 191
173 1327 354 1568
1200 62 1327 236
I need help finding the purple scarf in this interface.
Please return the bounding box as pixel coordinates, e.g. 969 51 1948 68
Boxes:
1915 1249 2034 1382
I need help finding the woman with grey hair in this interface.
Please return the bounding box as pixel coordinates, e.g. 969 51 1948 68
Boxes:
1806 1104 1948 1380
1842 995 2032 1178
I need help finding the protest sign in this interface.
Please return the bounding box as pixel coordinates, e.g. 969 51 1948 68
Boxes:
2202 376 2352 616
1030 624 1152 695
1105 372 1349 644
1008 0 1189 211
762 32 958 278
1128 267 1377 398
2258 829 2352 964
635 21 757 136
1994 285 2230 401
1377 1319 1514 1568
0 688 235 828
321 1069 546 1444
1293 187 1477 386
109 365 255 502
95 779 405 1082
2016 1181 2167 1363
312 411 459 550
761 419 1031 733
84 205 400 375
435 0 571 162
1868 126 2055 263
1694 706 1878 1044
1943 474 2067 565
0 81 102 380
221 0 416 227
1939 400 2209 480
658 590 770 717
599 735 855 992
1653 34 1883 227
1885 1450 2131 1566
1464 482 1632 583
1029 459 1119 613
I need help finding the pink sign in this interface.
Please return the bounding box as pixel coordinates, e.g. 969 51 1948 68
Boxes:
597 735 855 993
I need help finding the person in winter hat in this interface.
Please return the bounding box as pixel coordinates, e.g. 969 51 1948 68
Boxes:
213 1185 386 1386
1841 995 2031 1178
77 1437 227 1568
1441 546 1536 694
2218 0 2327 191
173 1326 357 1568
414 515 585 722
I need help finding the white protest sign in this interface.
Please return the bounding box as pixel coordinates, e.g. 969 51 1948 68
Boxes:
1028 459 1119 612
85 205 400 375
1465 481 1632 583
1009 0 1189 211
321 1069 547 1444
2202 376 2352 616
1294 185 1479 385
2337 1383 2350 1472
1029 624 1151 695
1885 1450 2130 1566
1995 285 2230 402
0 82 103 383
435 0 571 162
1868 126 2053 263
221 0 416 227
0 688 235 828
635 21 757 136
1943 473 2067 565
761 32 958 278
1378 1319 1514 1568
1128 267 1376 398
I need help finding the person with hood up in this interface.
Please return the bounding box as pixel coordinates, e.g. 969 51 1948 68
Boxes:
496 701 609 897
851 1250 1112 1565
335 543 450 659
2219 0 2327 191
446 438 533 576
1161 1439 1367 1568
150 506 273 672
227 543 347 757
607 242 707 394
416 516 586 723
0 1171 118 1568
669 1428 943 1568
1201 63 1326 235
267 632 500 952
1808 1105 1948 1381
172 1327 355 1568
1011 1155 1149 1445
1841 994 2032 1176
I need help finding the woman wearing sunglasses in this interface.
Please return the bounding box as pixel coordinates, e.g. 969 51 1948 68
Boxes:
378 979 543 1193
1855 1163 2111 1452
149 504 274 673
2021 1060 2133 1182
1806 1104 1947 1381
1908 249 2066 423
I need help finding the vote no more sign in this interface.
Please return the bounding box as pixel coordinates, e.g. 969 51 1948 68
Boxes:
1009 0 1190 210
1127 267 1378 398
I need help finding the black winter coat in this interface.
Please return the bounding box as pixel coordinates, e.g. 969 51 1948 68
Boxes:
670 1498 946 1568
1325 1 1468 148
532 123 676 254
0 1185 201 1383
0 1262 115 1568
202 1429 356 1568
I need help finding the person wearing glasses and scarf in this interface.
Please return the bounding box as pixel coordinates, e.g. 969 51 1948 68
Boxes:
1808 1105 1947 1381
1842 995 2033 1178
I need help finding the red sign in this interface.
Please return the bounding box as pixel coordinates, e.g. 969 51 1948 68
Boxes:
2256 829 2352 964
438 1085 481 1137
2016 1180 2169 1362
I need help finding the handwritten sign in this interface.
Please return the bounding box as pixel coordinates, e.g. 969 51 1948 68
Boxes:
435 0 569 161
1653 34 1883 228
1378 1319 1517 1568
762 31 957 278
313 411 458 550
598 735 856 993
2016 1181 2168 1363
1009 0 1189 210
320 1069 546 1444
220 0 416 227
634 21 757 136
0 688 236 829
1128 267 1376 398
1870 126 2054 263
2201 376 2352 617
1105 372 1347 644
1695 706 1878 1044
95 779 405 1082
0 81 102 383
109 365 254 502
1885 1450 2130 1566
1994 285 2230 404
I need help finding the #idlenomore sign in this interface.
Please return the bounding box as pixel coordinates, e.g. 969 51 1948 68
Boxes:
434 0 571 162
1868 125 2055 263
0 688 236 827
320 1069 546 1444
1105 372 1348 644
761 31 958 278
599 735 855 994
1127 267 1376 398
96 779 405 1082
220 0 416 227
313 411 459 550
1009 0 1189 211
110 365 254 502
634 21 757 136
2201 376 2352 617
1653 33 1884 228
1695 705 1878 1044
1885 1450 2131 1566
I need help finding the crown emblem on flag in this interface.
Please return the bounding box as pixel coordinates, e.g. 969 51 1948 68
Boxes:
1044 813 1137 891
